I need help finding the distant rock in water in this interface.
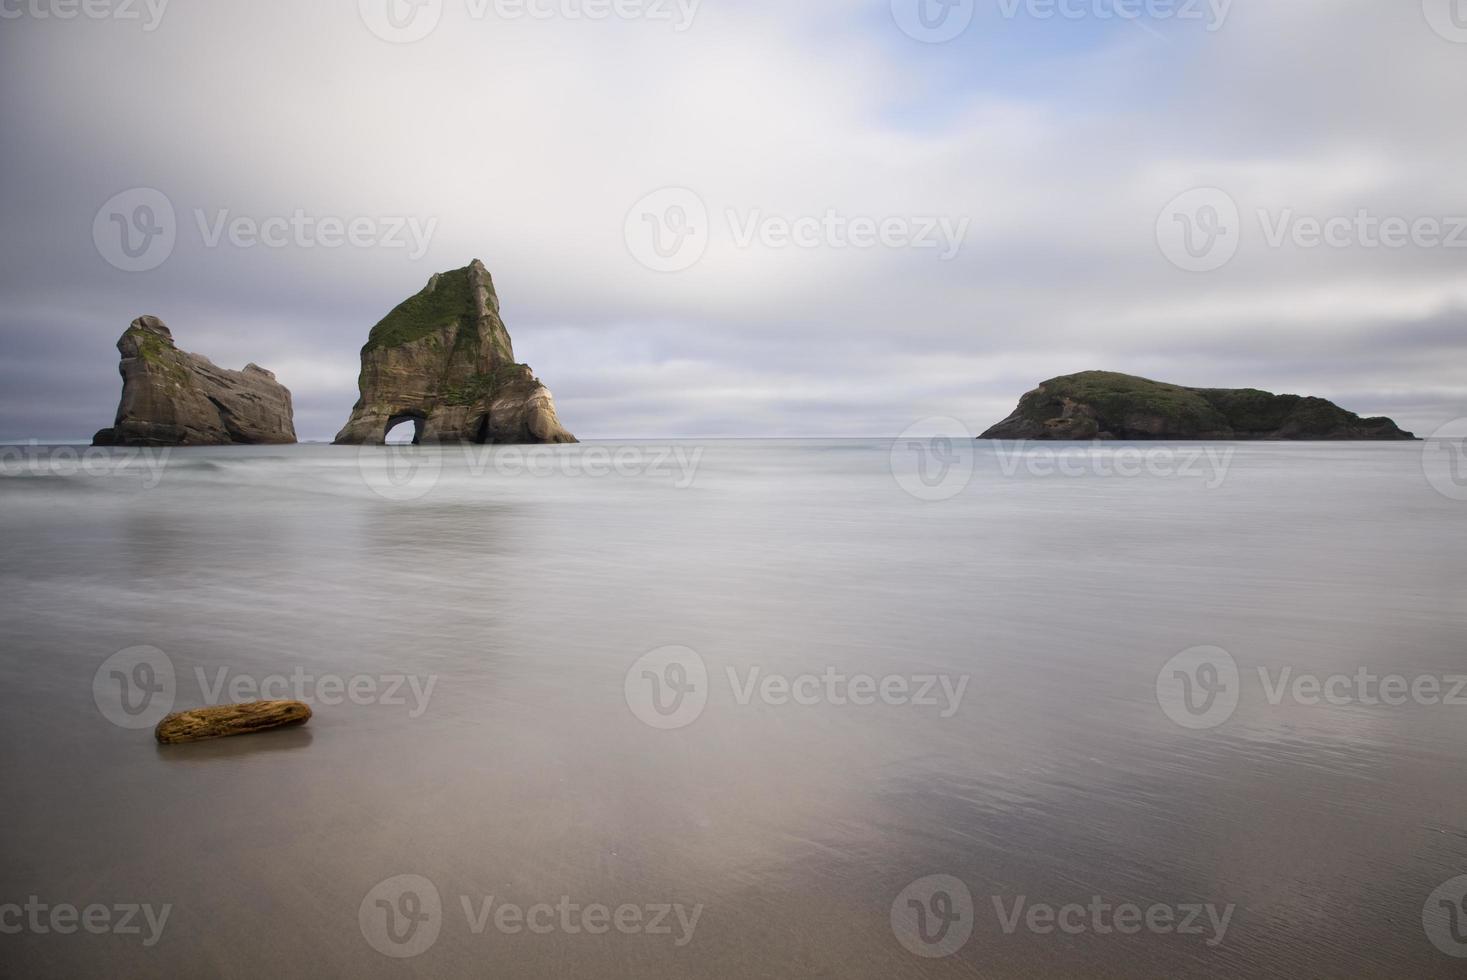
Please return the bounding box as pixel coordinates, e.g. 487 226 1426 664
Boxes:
93 316 296 447
980 371 1416 441
333 259 576 445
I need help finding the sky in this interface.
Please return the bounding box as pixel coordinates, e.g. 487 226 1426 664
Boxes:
1 0 1464 441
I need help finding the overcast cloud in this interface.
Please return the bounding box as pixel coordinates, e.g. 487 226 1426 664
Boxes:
1 0 1463 440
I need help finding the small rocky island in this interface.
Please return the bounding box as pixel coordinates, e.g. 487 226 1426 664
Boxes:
93 316 296 447
333 260 576 445
980 371 1416 440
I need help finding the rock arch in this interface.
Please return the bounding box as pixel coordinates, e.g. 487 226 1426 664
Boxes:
333 260 576 446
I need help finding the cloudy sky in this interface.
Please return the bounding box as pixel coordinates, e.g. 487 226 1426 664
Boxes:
2 0 1464 441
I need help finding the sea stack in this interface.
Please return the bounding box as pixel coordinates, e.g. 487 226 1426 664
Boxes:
980 371 1416 440
93 316 296 447
333 260 576 445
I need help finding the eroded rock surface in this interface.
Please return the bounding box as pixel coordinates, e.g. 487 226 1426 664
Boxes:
980 371 1416 440
333 260 576 445
93 316 296 447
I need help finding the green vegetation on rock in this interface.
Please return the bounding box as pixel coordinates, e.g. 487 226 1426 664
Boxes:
363 267 474 353
982 371 1415 440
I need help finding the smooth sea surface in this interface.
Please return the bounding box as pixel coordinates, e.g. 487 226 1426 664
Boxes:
2 439 1466 978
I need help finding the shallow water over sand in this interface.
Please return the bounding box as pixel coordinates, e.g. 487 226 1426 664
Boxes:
2 440 1466 977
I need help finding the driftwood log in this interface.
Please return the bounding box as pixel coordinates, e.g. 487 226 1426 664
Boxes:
154 700 312 744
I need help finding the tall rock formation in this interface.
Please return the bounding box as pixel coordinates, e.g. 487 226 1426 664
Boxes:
93 316 296 447
333 260 576 445
980 371 1416 440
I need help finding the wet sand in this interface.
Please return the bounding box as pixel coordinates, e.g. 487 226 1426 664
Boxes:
2 440 1465 977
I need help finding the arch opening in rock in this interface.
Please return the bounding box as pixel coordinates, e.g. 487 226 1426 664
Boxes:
385 415 425 445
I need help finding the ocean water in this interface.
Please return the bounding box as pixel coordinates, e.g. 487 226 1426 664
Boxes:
2 439 1466 978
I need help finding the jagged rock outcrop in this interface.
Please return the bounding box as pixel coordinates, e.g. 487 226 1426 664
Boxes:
980 371 1416 440
93 316 296 447
333 260 576 445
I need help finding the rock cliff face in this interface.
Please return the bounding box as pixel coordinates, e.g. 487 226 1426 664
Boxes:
93 316 296 447
980 371 1416 440
333 260 576 445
